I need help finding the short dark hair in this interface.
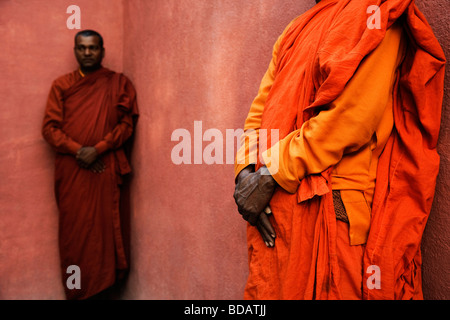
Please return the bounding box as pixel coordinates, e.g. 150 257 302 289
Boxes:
74 30 104 48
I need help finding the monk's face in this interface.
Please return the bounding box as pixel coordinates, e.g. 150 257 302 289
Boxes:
74 35 105 72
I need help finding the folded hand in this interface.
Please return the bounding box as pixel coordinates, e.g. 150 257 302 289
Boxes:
233 166 277 226
76 147 98 169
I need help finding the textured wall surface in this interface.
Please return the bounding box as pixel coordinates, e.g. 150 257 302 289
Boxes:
0 0 448 300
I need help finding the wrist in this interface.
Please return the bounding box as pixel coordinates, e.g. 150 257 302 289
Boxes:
94 140 109 155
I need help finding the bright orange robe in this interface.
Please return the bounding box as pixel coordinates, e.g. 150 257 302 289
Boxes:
42 67 139 300
237 21 406 246
235 0 445 300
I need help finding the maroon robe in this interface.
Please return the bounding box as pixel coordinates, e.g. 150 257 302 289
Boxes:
42 67 138 299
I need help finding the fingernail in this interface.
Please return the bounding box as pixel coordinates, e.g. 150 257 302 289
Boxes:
265 242 269 247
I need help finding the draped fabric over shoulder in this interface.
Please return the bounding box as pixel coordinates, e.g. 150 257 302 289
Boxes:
237 0 445 299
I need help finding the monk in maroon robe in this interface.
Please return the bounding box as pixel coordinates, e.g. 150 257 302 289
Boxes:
42 30 138 300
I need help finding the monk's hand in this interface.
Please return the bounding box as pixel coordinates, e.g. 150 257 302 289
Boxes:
76 147 98 169
257 206 276 247
89 159 105 173
234 166 277 226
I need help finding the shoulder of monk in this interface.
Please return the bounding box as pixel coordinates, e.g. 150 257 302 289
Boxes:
113 70 132 81
51 70 80 91
99 68 133 83
109 70 136 88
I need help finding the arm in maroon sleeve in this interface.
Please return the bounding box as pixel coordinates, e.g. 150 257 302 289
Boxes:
42 80 82 155
93 113 134 155
94 77 138 155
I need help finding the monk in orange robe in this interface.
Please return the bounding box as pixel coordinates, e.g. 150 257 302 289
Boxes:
42 30 138 300
234 0 445 299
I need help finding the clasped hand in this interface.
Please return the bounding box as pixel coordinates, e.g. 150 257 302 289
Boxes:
234 166 277 247
76 146 105 173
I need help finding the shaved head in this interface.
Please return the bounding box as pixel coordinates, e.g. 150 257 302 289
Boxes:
74 29 104 49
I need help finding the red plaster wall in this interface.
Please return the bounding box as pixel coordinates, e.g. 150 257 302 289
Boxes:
0 0 448 300
417 0 450 300
0 0 124 299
